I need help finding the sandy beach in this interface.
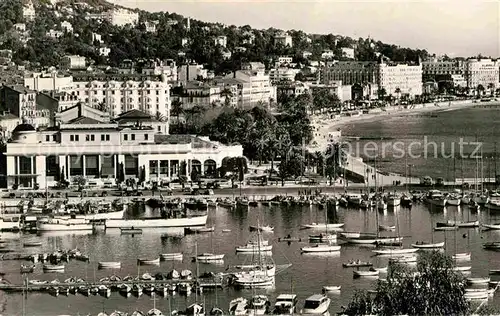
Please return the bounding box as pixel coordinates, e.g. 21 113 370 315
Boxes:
310 100 497 150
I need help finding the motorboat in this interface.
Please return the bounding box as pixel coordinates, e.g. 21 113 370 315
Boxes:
342 260 373 268
98 285 111 297
386 193 401 207
132 284 143 296
236 241 272 253
389 255 418 264
43 264 65 272
247 295 270 315
194 253 225 262
308 233 337 242
273 294 297 314
453 266 472 272
185 226 215 234
322 286 341 292
249 225 274 233
373 248 418 256
446 193 461 206
301 244 341 253
379 225 396 232
98 261 121 269
483 242 500 250
452 253 471 261
119 284 132 294
425 190 447 207
464 292 489 300
146 308 164 316
234 275 274 289
138 257 160 265
411 241 445 249
377 200 388 211
467 277 491 284
301 294 331 314
229 297 248 315
160 253 183 261
446 220 480 228
353 268 380 278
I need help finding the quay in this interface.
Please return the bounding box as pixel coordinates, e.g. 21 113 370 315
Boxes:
0 279 223 293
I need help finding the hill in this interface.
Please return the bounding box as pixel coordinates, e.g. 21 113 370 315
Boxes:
0 0 430 74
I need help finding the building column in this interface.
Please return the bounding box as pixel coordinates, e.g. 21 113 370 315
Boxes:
82 155 86 177
167 160 171 179
36 156 46 189
97 155 102 178
200 160 205 176
113 155 117 179
157 160 160 179
186 159 191 181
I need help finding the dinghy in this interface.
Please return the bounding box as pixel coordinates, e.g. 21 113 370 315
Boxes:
322 285 341 292
353 268 379 277
467 277 491 284
160 253 183 261
137 257 160 265
373 248 418 255
411 241 445 249
301 244 341 253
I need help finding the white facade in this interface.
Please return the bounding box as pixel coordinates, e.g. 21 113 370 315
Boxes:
465 59 500 89
222 51 232 60
4 124 243 189
341 47 355 59
378 63 423 97
99 47 111 57
0 113 21 140
214 36 227 48
232 70 277 106
178 64 208 83
302 51 312 59
92 33 103 44
103 9 139 27
24 72 73 92
321 50 334 59
69 78 171 123
61 21 73 33
144 21 157 33
13 23 26 32
274 33 293 47
46 29 63 39
23 2 36 22
269 68 299 83
61 55 86 70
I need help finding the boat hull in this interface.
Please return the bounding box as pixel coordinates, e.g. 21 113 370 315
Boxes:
37 223 93 231
105 215 208 228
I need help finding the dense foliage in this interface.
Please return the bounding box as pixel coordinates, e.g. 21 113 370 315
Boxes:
343 251 470 316
2 0 430 71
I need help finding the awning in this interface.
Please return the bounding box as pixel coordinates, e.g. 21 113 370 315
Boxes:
6 174 40 177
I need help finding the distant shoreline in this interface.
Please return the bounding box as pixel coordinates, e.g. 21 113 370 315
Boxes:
311 100 499 149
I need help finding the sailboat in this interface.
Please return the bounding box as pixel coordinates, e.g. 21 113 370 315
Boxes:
233 224 277 288
308 207 338 242
373 206 415 256
194 229 224 263
412 201 445 249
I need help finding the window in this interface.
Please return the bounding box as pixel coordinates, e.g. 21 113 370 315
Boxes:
124 134 128 141
106 135 110 141
86 135 90 141
45 135 50 141
158 126 161 132
144 134 149 140
52 135 57 141
112 91 115 95
156 91 159 95
131 134 135 141
91 135 95 141
70 135 74 141
75 135 79 141
101 134 105 141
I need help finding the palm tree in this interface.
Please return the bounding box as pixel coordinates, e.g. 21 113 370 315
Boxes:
155 111 166 122
170 100 183 125
395 87 401 104
377 87 387 101
220 87 233 107
477 84 485 97
265 136 279 176
487 83 495 96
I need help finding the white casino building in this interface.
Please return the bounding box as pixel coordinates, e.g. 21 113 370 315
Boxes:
2 109 243 189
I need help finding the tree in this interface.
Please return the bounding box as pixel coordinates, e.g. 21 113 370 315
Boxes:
73 175 87 191
477 84 485 97
170 100 183 126
277 153 303 186
377 87 387 101
343 251 470 316
117 162 125 184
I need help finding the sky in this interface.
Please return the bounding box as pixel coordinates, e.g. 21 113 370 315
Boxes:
111 0 500 57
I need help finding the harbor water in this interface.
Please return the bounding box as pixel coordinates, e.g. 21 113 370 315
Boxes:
2 202 500 315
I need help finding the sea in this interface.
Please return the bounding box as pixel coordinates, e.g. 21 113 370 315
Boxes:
2 202 500 316
338 104 500 181
3 105 500 315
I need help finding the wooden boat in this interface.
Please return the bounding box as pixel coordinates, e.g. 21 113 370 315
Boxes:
302 223 344 229
301 244 341 253
411 241 445 249
342 260 373 268
160 253 183 261
236 242 272 253
464 292 489 300
482 223 500 230
184 226 215 234
389 255 418 263
194 253 225 262
453 266 472 272
98 261 121 269
23 241 42 247
120 228 143 235
373 248 418 255
322 285 341 292
43 264 65 272
353 268 379 277
249 225 274 233
452 252 471 261
379 225 396 232
467 277 491 284
138 257 160 265
483 242 500 250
